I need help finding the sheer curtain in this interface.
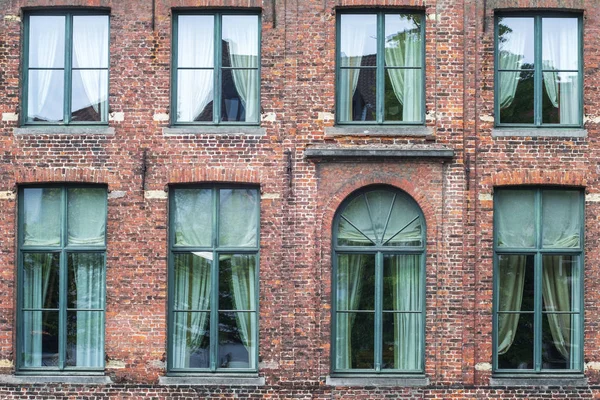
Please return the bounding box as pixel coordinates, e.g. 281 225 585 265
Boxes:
68 188 106 246
497 255 527 356
219 189 258 247
23 188 62 246
230 255 256 368
173 189 212 247
224 16 259 122
336 254 364 369
498 22 528 110
177 16 214 122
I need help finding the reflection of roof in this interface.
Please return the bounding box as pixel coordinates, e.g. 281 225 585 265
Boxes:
71 105 100 121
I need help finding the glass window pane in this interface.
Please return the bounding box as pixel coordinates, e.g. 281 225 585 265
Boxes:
385 68 422 122
338 194 375 245
68 253 105 309
336 254 375 311
23 188 62 247
542 191 581 248
340 14 377 68
221 69 259 122
335 312 374 369
72 16 109 68
173 253 212 311
384 192 423 246
496 190 535 248
338 68 376 122
542 255 580 313
66 311 103 367
71 70 108 122
176 70 214 122
219 254 256 312
383 254 421 311
222 15 259 68
172 189 212 247
542 72 580 125
177 15 214 68
172 312 210 369
497 17 534 70
28 16 65 68
384 14 422 67
23 253 60 309
67 188 106 246
21 310 59 367
542 312 580 370
364 190 395 242
497 312 534 370
382 312 422 370
218 311 256 369
498 70 534 124
542 18 578 71
27 69 64 123
219 189 259 247
498 255 534 312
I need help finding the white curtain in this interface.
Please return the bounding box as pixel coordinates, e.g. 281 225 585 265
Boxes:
229 255 256 368
67 188 106 246
23 188 62 247
336 254 364 369
498 23 527 110
177 16 214 122
72 16 108 116
224 16 259 122
384 29 422 121
219 189 258 247
28 16 64 122
173 189 212 247
172 254 211 368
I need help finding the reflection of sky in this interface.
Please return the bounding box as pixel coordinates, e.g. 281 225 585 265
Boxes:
499 17 534 65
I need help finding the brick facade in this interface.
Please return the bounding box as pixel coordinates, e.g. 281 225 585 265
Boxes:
0 0 598 398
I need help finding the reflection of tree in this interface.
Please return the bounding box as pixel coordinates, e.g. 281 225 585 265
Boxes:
499 64 533 124
498 23 512 45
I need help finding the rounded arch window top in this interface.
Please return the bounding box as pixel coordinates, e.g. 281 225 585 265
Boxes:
335 187 425 248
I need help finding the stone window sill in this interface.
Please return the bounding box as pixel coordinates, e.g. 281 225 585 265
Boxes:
163 126 266 136
490 376 587 387
14 126 115 135
492 127 587 138
325 125 432 137
159 375 265 386
326 375 429 387
0 374 112 384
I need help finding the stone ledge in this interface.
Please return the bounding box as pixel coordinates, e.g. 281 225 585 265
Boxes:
490 376 588 387
163 126 266 136
14 126 115 135
0 375 113 385
326 375 429 387
159 375 265 386
492 128 587 138
304 146 454 159
325 125 432 137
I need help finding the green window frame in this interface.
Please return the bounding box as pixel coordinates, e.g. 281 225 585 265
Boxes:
167 185 260 373
171 11 262 126
22 10 110 125
494 13 583 127
331 186 426 374
493 188 584 374
335 10 425 125
16 185 107 373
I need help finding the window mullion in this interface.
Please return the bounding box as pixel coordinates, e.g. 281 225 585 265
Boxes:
59 187 68 370
64 13 73 124
534 16 542 126
534 189 543 371
374 251 383 371
210 188 219 371
213 14 222 124
376 12 384 124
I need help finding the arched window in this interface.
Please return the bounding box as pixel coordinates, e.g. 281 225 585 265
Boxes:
332 186 425 373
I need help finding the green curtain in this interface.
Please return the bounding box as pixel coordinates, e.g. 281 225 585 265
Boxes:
496 190 536 248
497 255 527 355
542 191 580 248
229 255 256 368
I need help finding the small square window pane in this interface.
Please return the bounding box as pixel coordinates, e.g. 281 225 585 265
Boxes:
496 190 535 248
542 18 579 71
221 69 259 122
542 191 581 248
219 254 256 312
176 70 214 122
338 68 376 122
23 253 60 309
177 16 214 68
218 311 256 369
335 312 374 369
29 16 65 68
67 188 106 246
219 189 259 247
498 255 535 312
72 16 109 68
71 70 108 122
27 70 64 123
542 255 580 312
173 253 212 311
222 15 259 68
21 310 59 367
23 188 62 246
384 14 422 67
67 253 105 309
542 72 580 125
497 312 534 370
498 70 534 124
172 312 210 369
383 254 421 311
497 17 534 70
384 68 422 122
66 311 103 367
337 254 375 311
340 15 377 68
382 312 422 370
542 312 580 370
172 189 212 247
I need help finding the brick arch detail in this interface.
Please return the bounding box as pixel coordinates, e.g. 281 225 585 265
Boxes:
486 170 587 189
335 0 428 7
167 167 261 185
13 168 115 188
